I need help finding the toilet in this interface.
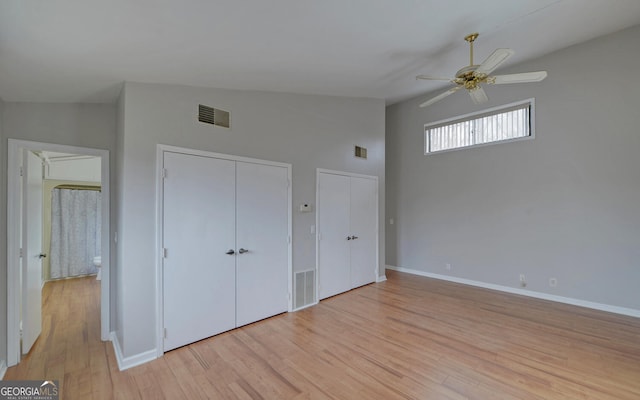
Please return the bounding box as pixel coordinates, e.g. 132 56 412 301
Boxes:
93 256 102 280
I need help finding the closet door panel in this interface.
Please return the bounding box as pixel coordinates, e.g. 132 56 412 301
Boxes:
163 152 237 351
317 173 351 299
235 162 289 326
349 176 378 288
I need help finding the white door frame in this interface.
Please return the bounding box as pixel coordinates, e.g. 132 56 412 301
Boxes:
315 168 379 301
7 139 111 367
155 144 293 358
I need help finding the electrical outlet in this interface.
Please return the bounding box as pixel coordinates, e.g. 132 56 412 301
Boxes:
445 263 451 270
519 274 526 287
549 277 557 287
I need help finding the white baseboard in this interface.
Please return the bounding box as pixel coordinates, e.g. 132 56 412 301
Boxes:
386 265 640 319
293 301 319 312
376 274 387 283
0 360 7 380
110 332 157 371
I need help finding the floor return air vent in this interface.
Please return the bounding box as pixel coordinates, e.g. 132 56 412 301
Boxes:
294 269 315 309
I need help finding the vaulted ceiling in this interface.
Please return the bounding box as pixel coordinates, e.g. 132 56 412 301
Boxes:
1 0 639 104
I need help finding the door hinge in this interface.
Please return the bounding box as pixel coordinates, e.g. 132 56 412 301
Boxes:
318 232 322 241
287 179 290 188
19 167 24 177
162 248 168 258
288 235 291 244
164 328 167 339
19 248 23 258
162 169 167 179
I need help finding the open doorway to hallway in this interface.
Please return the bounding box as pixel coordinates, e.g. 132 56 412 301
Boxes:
6 139 110 368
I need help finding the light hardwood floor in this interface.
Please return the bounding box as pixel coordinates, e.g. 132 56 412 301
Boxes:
4 270 640 399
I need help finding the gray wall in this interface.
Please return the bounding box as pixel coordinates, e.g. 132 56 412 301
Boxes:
0 103 117 365
2 103 116 150
0 98 6 367
386 25 640 311
117 82 385 357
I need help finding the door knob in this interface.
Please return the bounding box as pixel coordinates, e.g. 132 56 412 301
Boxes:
346 236 352 240
238 248 249 254
38 253 47 259
225 249 235 255
352 236 359 240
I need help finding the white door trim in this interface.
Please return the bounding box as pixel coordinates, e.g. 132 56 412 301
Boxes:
317 168 380 181
7 139 111 367
155 144 293 358
315 168 379 301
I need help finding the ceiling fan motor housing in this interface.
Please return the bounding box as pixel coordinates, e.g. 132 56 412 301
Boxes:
455 65 488 91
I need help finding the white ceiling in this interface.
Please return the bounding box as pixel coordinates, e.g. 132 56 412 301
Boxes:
1 0 640 105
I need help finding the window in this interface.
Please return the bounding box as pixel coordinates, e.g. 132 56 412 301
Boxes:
425 99 534 154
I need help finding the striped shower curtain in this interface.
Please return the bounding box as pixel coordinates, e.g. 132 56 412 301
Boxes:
50 188 102 279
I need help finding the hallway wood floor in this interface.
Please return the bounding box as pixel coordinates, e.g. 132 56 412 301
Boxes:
4 270 640 399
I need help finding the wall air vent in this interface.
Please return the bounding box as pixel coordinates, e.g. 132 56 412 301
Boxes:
198 104 230 128
355 146 368 159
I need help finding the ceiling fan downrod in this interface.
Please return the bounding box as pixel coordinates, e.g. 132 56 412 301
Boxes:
464 33 479 66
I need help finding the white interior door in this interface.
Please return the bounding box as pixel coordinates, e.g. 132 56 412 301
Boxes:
235 162 289 326
349 176 378 288
318 173 351 299
22 150 43 354
163 152 237 351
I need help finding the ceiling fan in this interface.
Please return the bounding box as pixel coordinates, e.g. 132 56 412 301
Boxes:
416 33 547 108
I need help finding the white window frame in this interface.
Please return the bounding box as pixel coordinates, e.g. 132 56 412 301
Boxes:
424 98 535 155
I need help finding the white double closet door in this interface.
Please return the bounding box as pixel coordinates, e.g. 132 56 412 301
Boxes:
318 171 378 300
162 151 289 351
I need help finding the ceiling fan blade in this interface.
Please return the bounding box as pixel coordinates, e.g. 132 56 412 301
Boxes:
469 87 488 105
490 71 547 84
416 75 453 81
475 48 514 75
419 87 461 108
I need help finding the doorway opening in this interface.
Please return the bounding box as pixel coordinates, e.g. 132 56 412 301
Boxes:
6 139 110 367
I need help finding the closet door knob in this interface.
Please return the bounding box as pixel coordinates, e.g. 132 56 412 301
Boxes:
352 236 358 240
238 248 249 254
346 236 352 240
225 249 235 255
38 253 47 259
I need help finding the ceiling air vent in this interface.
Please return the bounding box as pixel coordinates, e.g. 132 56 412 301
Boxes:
198 104 230 128
355 146 368 159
